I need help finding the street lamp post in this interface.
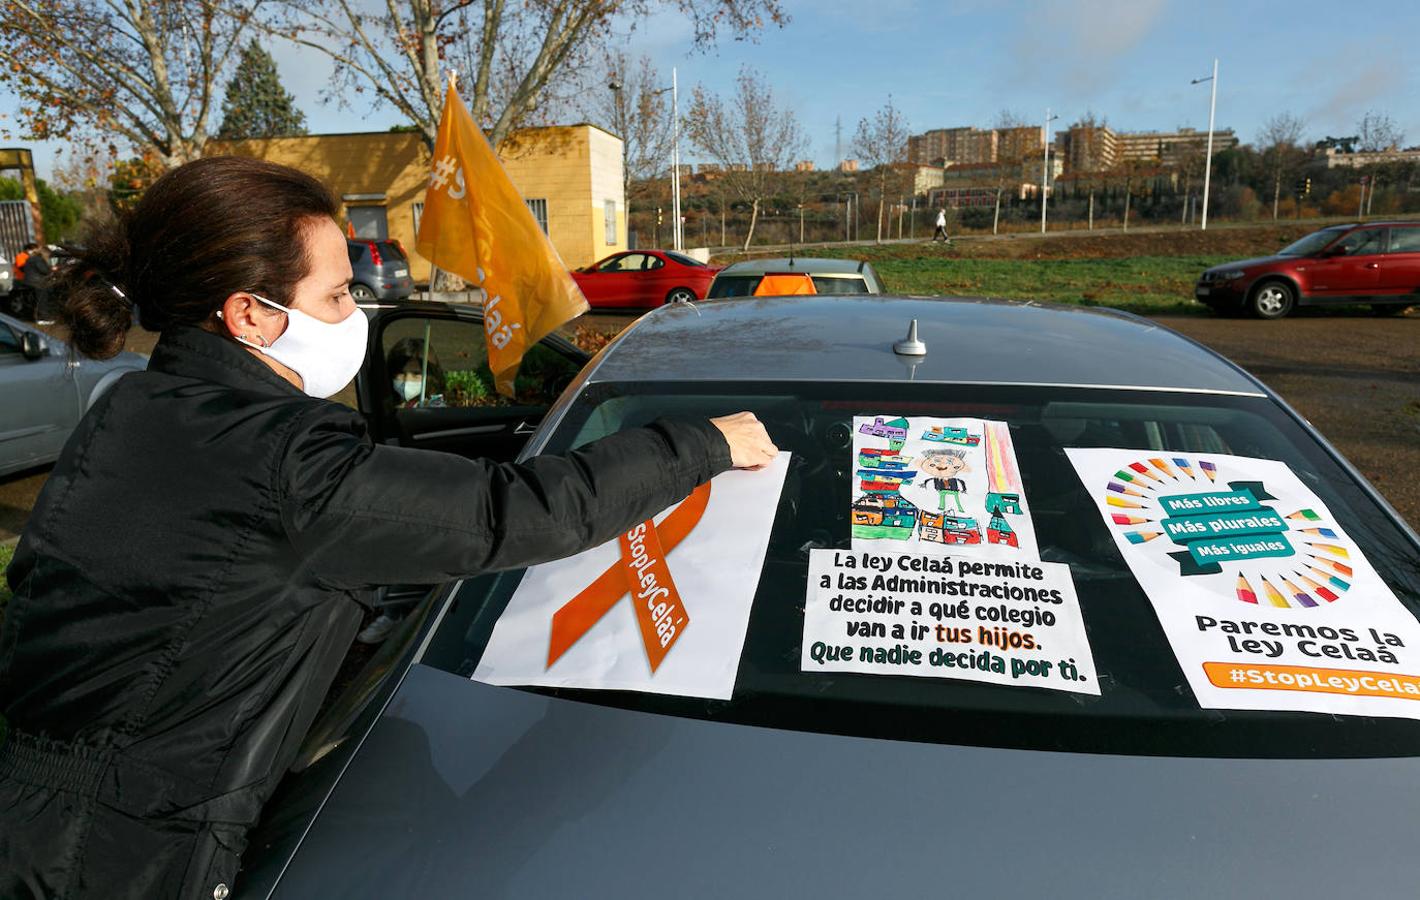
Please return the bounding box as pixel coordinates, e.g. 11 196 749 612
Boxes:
608 68 683 251
1191 58 1218 230
1040 109 1059 234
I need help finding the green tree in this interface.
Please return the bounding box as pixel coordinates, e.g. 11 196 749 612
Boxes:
0 176 83 242
217 40 309 140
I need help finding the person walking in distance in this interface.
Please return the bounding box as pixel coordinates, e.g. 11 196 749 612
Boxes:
932 209 950 244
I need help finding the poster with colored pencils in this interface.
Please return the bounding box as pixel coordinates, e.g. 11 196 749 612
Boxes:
1066 447 1420 721
852 416 1039 561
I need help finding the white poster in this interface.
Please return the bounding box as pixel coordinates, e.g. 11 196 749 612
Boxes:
800 549 1099 695
474 453 790 700
851 416 1038 561
1067 448 1420 719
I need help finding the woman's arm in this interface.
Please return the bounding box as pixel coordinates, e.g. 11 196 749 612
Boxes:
278 408 745 590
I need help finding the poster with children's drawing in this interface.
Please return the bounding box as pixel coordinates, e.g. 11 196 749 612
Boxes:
851 416 1038 560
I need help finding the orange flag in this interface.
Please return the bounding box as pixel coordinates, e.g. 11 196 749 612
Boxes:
416 78 589 397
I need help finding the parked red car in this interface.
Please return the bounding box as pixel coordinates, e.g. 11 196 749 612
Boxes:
1196 221 1420 319
571 250 722 309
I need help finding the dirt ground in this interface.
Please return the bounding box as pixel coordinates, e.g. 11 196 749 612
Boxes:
2 307 1416 543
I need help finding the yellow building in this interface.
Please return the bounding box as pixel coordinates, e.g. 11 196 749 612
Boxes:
208 124 626 283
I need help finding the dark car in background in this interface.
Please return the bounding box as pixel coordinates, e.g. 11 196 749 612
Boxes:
707 257 885 298
348 238 414 303
235 296 1420 898
570 249 722 309
1196 221 1420 319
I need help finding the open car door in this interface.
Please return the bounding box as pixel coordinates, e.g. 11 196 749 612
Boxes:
357 302 590 463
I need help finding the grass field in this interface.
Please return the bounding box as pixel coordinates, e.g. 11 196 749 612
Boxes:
870 254 1229 314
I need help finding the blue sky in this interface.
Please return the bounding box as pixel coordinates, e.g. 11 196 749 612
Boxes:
4 0 1418 180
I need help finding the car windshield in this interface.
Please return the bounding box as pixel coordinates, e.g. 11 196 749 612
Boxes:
423 382 1420 759
1278 229 1345 256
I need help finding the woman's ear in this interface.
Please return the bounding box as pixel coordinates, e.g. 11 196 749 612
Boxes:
217 293 280 347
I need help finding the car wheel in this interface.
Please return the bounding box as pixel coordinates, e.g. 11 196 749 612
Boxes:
1249 280 1295 319
665 287 697 305
350 284 377 303
1372 303 1410 316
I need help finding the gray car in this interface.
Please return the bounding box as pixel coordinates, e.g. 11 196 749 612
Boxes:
0 312 147 476
708 256 885 297
238 296 1420 899
348 238 415 303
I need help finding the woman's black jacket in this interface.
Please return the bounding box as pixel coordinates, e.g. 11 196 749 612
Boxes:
0 325 731 899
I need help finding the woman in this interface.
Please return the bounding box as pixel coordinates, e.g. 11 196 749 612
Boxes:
385 337 447 408
0 156 776 900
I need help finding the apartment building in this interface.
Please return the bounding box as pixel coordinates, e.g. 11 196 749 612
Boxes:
907 127 998 165
1116 127 1238 164
1055 124 1120 173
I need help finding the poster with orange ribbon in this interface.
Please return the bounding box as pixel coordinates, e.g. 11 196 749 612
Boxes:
474 453 790 700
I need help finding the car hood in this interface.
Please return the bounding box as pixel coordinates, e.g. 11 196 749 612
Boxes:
260 664 1420 899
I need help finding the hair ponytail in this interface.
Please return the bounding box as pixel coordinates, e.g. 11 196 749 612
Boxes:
54 156 340 360
57 216 135 360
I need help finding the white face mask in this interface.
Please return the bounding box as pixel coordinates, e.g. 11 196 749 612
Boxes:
234 293 369 398
393 376 423 402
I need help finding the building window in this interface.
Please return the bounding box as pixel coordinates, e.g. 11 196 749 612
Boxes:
604 199 617 245
347 206 388 240
525 198 549 235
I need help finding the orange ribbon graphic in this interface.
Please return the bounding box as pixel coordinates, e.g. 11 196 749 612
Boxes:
546 483 712 672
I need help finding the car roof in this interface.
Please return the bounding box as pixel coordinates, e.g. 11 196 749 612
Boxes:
587 296 1265 395
716 257 870 277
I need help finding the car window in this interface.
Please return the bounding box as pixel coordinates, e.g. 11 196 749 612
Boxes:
0 322 19 353
1334 228 1384 256
599 253 645 272
643 255 665 271
707 275 763 298
375 241 406 261
1386 228 1420 254
378 315 581 409
346 243 366 266
811 276 870 295
665 252 707 267
426 382 1420 759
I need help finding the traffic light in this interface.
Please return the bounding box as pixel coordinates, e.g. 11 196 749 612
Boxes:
656 207 664 226
1304 177 1312 196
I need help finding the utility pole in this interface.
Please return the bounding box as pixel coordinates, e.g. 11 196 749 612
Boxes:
1040 108 1058 234
671 67 683 251
1191 58 1218 230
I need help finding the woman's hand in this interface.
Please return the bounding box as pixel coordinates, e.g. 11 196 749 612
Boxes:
710 412 779 470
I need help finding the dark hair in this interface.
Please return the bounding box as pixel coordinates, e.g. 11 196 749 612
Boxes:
22 242 38 252
57 156 340 359
385 338 446 394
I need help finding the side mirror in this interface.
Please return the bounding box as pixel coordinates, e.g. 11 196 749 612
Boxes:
20 331 47 361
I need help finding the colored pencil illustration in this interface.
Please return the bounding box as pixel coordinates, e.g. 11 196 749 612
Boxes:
1148 458 1176 479
1199 460 1217 482
1111 513 1152 525
1260 577 1289 609
1305 564 1351 592
1303 542 1350 560
1106 496 1147 509
1235 574 1258 604
1308 555 1353 577
1172 457 1195 478
1297 527 1338 538
1127 461 1162 482
1294 571 1340 602
1281 577 1318 608
1124 530 1162 544
1107 481 1148 498
1286 509 1321 522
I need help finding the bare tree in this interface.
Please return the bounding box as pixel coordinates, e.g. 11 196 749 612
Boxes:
583 49 673 223
1357 109 1404 152
851 96 909 243
261 0 785 149
684 66 805 250
991 109 1033 235
1258 112 1305 220
0 0 257 167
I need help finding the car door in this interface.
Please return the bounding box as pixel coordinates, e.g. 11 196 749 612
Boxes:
1308 227 1384 298
0 319 81 474
576 253 640 306
358 305 589 463
1378 225 1420 296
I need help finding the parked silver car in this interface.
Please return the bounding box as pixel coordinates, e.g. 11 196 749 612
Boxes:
0 313 147 476
239 296 1420 898
707 256 885 297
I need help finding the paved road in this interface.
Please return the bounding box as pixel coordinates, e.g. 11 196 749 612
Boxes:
3 311 1416 543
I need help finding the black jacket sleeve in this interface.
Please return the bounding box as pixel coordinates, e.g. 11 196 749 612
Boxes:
277 407 733 590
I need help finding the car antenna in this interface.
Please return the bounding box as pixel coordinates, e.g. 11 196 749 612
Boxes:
894 319 926 356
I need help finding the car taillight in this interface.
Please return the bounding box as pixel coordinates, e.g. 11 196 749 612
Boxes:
366 241 382 266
